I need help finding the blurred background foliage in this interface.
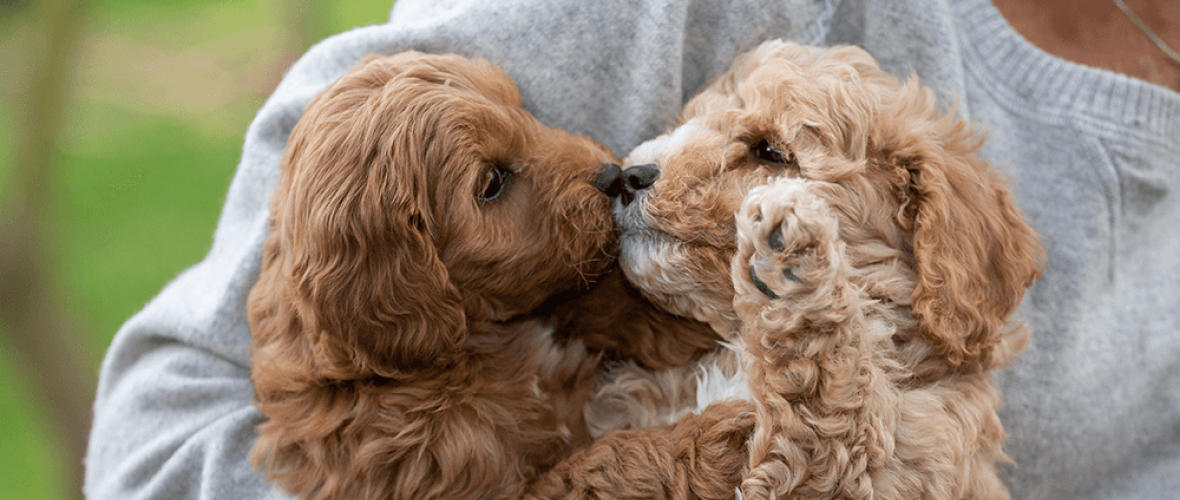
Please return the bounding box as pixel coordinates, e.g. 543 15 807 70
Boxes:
0 1 395 497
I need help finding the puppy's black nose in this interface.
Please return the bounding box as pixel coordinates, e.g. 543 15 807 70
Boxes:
593 163 623 197
622 164 659 193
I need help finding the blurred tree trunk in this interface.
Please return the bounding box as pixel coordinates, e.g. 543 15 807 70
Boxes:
0 0 93 498
255 0 329 95
288 0 329 50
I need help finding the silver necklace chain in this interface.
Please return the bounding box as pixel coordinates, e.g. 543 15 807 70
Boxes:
1113 0 1180 66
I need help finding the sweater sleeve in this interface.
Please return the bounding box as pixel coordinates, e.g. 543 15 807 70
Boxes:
83 2 837 498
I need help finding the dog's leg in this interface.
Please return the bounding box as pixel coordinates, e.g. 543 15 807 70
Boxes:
525 399 755 500
731 178 898 500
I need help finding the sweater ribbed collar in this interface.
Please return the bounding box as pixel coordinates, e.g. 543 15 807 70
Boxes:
957 0 1179 145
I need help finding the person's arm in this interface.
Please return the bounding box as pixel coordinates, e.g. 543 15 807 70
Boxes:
82 23 417 499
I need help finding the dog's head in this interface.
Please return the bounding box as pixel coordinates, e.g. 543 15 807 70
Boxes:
253 52 619 378
618 41 1042 369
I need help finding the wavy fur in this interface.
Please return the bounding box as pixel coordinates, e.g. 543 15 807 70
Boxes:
546 41 1043 499
248 52 718 499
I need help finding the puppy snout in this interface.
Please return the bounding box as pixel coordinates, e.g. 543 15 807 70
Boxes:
619 164 659 205
623 164 659 191
593 163 623 197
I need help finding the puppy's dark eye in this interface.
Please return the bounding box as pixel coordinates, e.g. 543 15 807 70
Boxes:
476 164 512 202
751 139 790 164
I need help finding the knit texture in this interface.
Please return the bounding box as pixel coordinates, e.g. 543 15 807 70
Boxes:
84 0 1180 498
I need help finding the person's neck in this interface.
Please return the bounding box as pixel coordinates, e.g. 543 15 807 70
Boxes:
993 0 1180 91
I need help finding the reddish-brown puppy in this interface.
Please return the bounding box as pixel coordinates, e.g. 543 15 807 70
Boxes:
247 52 717 500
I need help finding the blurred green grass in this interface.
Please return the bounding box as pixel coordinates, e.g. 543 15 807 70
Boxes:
0 1 395 497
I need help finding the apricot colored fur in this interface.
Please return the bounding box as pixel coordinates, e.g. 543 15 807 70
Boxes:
544 41 1043 499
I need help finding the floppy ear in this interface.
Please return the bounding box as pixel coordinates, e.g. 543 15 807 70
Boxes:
879 82 1044 368
275 58 467 377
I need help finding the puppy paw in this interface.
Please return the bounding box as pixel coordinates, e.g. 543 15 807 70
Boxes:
734 178 843 303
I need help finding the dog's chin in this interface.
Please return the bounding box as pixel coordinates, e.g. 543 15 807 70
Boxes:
615 195 743 332
619 227 667 272
615 215 697 321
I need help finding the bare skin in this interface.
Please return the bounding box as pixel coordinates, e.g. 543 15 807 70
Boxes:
993 0 1180 91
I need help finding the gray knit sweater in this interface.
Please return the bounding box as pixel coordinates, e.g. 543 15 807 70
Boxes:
84 1 1180 498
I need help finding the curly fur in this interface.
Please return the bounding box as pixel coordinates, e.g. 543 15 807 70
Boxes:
247 52 718 499
546 41 1043 499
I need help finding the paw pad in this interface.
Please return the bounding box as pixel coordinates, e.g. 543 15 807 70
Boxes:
736 179 840 300
748 265 779 299
767 223 785 252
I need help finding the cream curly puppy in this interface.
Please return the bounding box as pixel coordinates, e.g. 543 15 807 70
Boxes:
563 40 1044 499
